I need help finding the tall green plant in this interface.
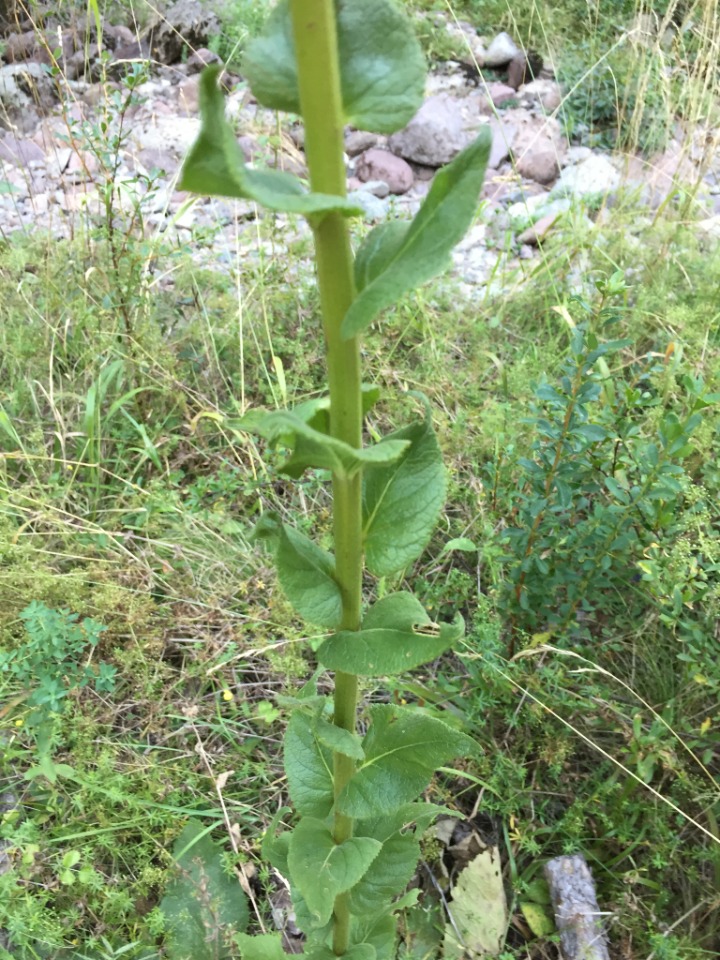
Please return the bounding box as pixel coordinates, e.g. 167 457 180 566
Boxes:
179 1 490 957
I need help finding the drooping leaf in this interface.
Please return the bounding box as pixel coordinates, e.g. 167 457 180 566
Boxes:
159 821 249 960
293 384 381 436
236 933 288 960
179 66 362 218
314 716 366 760
350 807 425 916
318 593 464 676
284 712 334 818
287 818 382 926
238 408 409 479
277 526 342 627
363 414 446 576
337 706 476 819
442 848 508 959
243 0 425 134
342 131 492 339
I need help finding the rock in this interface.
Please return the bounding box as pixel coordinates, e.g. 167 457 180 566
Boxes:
502 107 565 185
344 130 379 156
553 153 619 197
2 30 44 63
137 148 177 175
148 0 220 64
483 32 520 68
355 148 414 194
130 115 201 157
186 47 221 73
486 82 516 107
66 43 99 81
453 224 497 284
517 147 559 185
488 118 516 168
507 51 543 90
0 133 44 165
517 210 562 244
103 24 138 51
347 189 388 221
519 78 563 113
519 243 534 259
696 215 720 239
389 94 467 167
178 75 200 113
358 179 390 199
564 145 593 165
0 62 56 130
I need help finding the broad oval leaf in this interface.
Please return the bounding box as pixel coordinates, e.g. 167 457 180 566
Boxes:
160 821 249 960
179 66 362 218
243 0 426 134
363 415 446 576
314 716 365 760
288 818 382 926
337 705 476 819
236 933 288 960
284 712 334 818
342 130 492 339
318 593 464 676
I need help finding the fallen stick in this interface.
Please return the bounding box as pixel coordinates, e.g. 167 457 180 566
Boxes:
544 854 610 960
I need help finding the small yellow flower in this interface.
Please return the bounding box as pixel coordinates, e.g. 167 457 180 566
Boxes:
14 719 23 727
222 689 234 702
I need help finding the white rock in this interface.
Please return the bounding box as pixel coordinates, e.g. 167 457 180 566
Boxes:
483 32 520 68
553 154 620 197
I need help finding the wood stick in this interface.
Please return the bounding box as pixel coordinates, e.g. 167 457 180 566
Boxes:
544 854 610 960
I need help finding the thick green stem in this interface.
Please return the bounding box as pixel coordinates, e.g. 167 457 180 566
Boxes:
289 1 362 954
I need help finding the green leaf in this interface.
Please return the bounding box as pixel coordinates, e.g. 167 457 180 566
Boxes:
179 66 362 218
519 901 555 938
243 0 425 134
261 808 291 876
160 822 249 960
337 705 476 819
317 593 464 676
355 221 409 292
288 818 382 926
284 712 334 818
239 408 409 479
314 716 366 760
277 526 342 628
363 414 446 576
350 806 422 915
442 849 508 959
293 384 381 436
352 914 397 960
342 131 492 339
236 933 288 960
309 948 376 960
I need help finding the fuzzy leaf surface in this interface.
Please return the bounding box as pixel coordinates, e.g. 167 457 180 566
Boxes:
363 416 446 576
284 712 334 818
337 705 476 819
314 716 365 760
288 818 382 926
179 67 361 217
239 409 409 479
160 821 248 960
276 525 342 627
243 0 425 133
236 933 287 960
318 593 463 676
342 131 492 338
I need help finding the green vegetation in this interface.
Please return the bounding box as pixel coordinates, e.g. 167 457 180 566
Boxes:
0 0 719 959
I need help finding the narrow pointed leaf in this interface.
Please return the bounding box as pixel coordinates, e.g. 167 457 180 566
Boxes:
293 384 381 436
355 221 409 292
284 713 334 818
288 818 382 926
239 409 409 479
342 131 492 338
363 415 446 576
243 0 425 133
179 66 362 217
318 593 464 676
337 705 476 819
